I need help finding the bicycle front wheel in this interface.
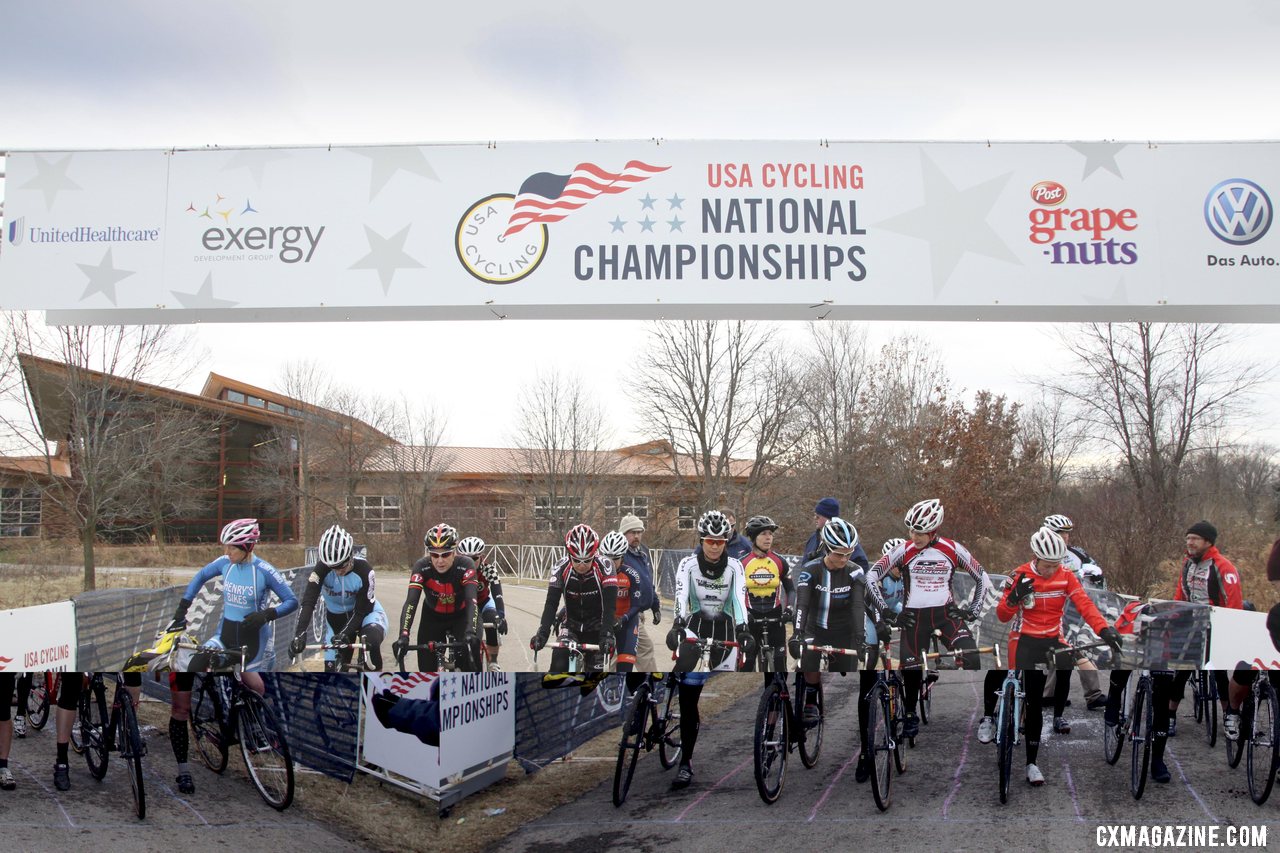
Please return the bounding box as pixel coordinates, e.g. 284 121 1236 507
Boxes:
1227 700 1249 769
997 684 1016 805
1130 680 1152 800
869 689 892 812
191 676 229 774
659 682 681 770
1192 673 1205 723
753 682 788 804
80 678 110 781
118 695 147 820
799 678 823 769
237 691 295 810
1204 682 1218 748
27 677 51 730
919 675 933 725
613 683 650 807
1248 679 1278 805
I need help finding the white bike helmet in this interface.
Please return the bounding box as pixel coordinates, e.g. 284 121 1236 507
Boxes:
1030 526 1068 562
697 510 732 540
318 524 354 567
904 499 944 534
820 517 859 551
457 535 486 558
600 530 628 559
220 518 261 550
882 537 906 557
1043 514 1074 533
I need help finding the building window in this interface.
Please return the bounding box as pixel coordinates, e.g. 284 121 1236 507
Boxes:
677 506 696 531
247 396 265 409
0 487 41 537
493 506 507 534
534 495 582 533
347 495 401 535
224 389 246 404
267 401 285 413
604 495 648 521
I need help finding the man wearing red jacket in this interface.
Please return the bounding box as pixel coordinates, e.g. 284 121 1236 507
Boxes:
993 527 1122 786
1168 520 1243 738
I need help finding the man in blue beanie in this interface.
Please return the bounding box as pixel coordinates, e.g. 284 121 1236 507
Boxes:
803 497 841 561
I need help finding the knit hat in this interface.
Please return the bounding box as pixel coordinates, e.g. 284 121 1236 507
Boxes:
1186 520 1217 544
814 497 840 519
618 514 645 534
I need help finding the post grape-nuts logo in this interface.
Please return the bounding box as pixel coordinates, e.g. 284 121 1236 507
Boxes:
1204 179 1272 246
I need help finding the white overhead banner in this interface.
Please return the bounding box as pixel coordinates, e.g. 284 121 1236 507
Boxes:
1 141 1278 323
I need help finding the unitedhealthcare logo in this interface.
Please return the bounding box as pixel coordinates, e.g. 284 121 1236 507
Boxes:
1204 179 1272 245
6 217 24 246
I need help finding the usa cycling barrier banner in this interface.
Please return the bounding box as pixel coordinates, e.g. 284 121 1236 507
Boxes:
0 601 76 672
6 142 1280 326
514 672 629 771
359 672 441 793
1205 607 1280 670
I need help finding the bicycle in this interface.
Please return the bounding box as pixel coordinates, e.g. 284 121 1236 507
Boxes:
293 640 374 673
184 646 295 810
612 672 681 806
1105 668 1157 800
25 672 54 731
920 629 942 725
678 635 742 672
397 636 479 672
865 640 913 811
77 672 147 820
991 656 1023 805
1103 671 1138 767
751 616 785 674
534 638 614 674
1191 668 1218 748
753 654 836 804
1245 672 1280 805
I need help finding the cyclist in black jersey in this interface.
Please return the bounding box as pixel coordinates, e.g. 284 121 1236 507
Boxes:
394 523 480 672
532 524 618 673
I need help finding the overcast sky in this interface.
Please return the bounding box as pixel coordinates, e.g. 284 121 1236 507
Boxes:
2 1 1278 448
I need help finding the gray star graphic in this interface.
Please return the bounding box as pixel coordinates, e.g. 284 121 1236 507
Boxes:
20 154 83 210
348 146 440 201
350 224 425 294
668 216 684 232
667 193 684 210
173 272 239 309
1083 276 1131 306
876 151 1021 294
1068 143 1129 181
77 248 134 305
639 216 655 233
639 194 656 210
609 216 627 233
220 149 291 188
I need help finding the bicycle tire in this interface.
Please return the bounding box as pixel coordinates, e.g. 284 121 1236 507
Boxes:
799 678 823 769
753 682 788 804
659 681 681 770
1130 679 1151 800
997 681 1016 804
869 688 892 811
920 678 932 726
237 690 295 810
1227 701 1248 769
1248 679 1278 805
613 683 649 807
1205 682 1218 748
118 693 147 820
1192 673 1205 723
191 676 229 774
26 676 51 730
1104 678 1128 766
81 677 110 781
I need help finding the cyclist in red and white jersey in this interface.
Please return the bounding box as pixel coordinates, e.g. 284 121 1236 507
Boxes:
867 498 991 740
993 527 1121 785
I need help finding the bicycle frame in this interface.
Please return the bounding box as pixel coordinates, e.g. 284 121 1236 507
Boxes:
681 636 741 672
296 641 372 672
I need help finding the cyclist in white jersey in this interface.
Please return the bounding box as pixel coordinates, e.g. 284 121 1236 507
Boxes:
669 510 753 671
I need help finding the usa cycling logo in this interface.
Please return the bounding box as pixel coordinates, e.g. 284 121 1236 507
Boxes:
1204 179 1272 246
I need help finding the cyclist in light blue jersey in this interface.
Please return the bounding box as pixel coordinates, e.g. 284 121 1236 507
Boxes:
170 518 298 690
290 524 386 671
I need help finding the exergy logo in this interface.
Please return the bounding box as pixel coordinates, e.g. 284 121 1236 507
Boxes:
1204 179 1272 246
1027 181 1138 265
189 194 324 264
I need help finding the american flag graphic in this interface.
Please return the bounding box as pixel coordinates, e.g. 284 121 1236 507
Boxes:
503 160 669 238
0 656 14 671
384 672 437 696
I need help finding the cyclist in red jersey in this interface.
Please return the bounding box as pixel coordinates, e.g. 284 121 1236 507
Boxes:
993 527 1122 785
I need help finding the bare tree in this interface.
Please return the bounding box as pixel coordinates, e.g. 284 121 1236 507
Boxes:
381 399 451 563
1042 323 1270 541
0 314 202 589
634 320 794 511
1020 388 1091 505
510 369 618 541
139 405 223 545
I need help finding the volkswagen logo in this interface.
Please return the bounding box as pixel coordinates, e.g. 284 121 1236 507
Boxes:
1204 179 1272 246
